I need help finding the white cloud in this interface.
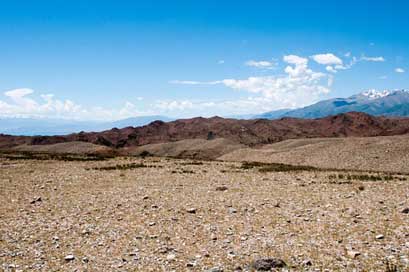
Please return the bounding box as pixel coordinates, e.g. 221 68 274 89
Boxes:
283 55 308 66
171 54 330 110
218 60 225 64
395 68 405 73
311 53 343 65
0 88 149 121
361 56 385 62
153 97 293 117
245 60 276 69
5 88 34 99
326 66 337 73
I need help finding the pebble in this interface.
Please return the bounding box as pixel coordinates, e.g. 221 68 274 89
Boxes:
64 255 75 262
250 258 287 270
166 253 176 261
401 207 409 214
302 259 312 266
347 250 361 259
30 197 42 204
206 267 223 272
376 234 384 240
215 186 228 191
228 207 237 214
186 208 197 214
186 261 197 267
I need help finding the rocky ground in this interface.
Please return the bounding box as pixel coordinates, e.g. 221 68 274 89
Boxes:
1 156 409 271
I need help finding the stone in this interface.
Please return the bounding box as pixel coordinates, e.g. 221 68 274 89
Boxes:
166 253 176 261
64 254 75 262
30 197 42 204
206 267 223 272
215 186 228 191
347 250 361 259
376 234 384 239
401 207 409 214
250 258 287 270
186 208 197 214
302 259 312 266
186 261 197 267
228 207 237 214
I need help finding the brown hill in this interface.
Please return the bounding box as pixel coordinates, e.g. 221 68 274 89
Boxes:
125 138 245 160
219 135 409 173
1 112 409 150
12 141 112 155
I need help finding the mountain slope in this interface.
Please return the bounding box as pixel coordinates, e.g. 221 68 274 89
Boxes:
259 89 409 119
219 135 409 173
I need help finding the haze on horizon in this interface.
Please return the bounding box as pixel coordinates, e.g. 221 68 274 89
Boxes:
0 1 408 121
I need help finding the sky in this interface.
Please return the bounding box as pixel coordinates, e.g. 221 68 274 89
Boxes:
0 0 408 120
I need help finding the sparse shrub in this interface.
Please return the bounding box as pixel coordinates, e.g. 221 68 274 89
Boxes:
240 161 317 172
93 163 148 171
0 151 111 161
207 131 215 140
178 161 204 166
139 150 152 158
384 260 399 272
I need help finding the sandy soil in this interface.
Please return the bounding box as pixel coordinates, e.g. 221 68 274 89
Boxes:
1 157 409 271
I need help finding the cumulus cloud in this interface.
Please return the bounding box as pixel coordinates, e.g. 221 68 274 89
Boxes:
245 60 276 69
171 54 330 110
153 97 294 117
310 53 346 73
395 68 405 73
311 53 343 65
0 88 148 120
283 55 308 66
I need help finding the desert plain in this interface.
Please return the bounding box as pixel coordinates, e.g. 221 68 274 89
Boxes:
1 145 409 271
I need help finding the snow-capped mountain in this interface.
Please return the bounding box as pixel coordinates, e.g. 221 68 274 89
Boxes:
361 89 392 99
258 89 409 119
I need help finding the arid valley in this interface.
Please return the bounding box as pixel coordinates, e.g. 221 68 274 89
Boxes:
1 130 409 271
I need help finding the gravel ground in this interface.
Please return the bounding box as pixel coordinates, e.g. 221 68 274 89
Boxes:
1 157 409 271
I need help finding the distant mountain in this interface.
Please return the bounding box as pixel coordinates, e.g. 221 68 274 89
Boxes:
3 112 409 150
108 116 173 129
258 89 409 119
0 115 172 136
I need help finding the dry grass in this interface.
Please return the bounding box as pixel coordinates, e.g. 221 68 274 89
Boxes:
1 156 409 271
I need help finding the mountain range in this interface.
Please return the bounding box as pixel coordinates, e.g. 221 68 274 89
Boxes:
1 89 409 136
258 89 409 119
2 112 409 151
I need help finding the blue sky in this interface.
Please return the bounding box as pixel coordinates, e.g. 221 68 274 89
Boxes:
0 1 408 120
